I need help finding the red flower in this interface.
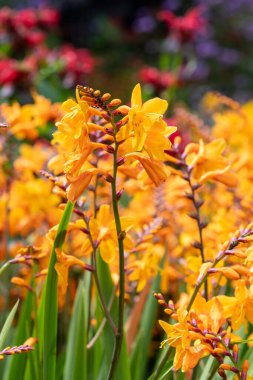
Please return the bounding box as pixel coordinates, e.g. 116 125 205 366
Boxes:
38 8 59 28
159 7 206 43
0 59 19 85
12 8 38 29
24 30 46 47
60 45 94 75
0 7 12 26
140 66 178 91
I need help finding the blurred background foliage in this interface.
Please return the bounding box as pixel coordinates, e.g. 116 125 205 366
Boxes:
1 0 253 105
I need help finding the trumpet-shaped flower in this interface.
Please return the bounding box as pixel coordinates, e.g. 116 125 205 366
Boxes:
55 248 93 302
184 138 237 186
118 84 176 160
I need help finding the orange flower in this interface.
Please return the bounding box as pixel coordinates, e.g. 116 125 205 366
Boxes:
55 248 93 301
89 204 134 263
184 138 237 186
118 83 176 159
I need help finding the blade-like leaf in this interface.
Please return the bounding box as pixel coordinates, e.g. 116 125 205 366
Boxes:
63 281 87 380
42 201 74 380
0 300 19 349
147 360 173 380
130 259 163 380
96 254 131 380
4 291 33 380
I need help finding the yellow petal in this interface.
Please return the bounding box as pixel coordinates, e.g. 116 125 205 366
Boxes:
142 97 168 115
100 240 117 263
131 83 142 108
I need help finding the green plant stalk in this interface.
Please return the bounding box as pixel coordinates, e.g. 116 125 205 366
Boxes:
108 141 125 380
152 346 173 380
42 200 74 380
87 175 98 340
187 176 208 301
84 219 117 334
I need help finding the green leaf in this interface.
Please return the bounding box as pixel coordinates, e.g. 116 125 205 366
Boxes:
199 356 217 380
42 201 74 380
4 292 33 380
0 300 19 349
96 254 131 380
63 281 87 380
147 360 173 380
130 258 163 379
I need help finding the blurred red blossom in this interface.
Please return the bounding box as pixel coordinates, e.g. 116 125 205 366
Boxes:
158 6 206 42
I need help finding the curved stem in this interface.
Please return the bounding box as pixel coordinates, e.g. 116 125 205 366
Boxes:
87 175 98 340
85 219 117 335
107 141 125 380
87 286 117 349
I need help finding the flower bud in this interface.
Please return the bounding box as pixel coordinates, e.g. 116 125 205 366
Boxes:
101 93 111 101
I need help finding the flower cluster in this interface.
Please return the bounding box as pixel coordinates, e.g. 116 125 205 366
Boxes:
1 85 253 380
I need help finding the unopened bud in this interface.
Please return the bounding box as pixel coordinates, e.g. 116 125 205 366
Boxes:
188 212 198 220
105 128 114 136
104 174 114 183
101 93 111 102
241 360 249 380
192 241 202 250
192 183 201 191
196 199 204 208
107 145 115 154
108 99 122 107
116 156 126 167
200 220 208 229
116 188 124 200
217 368 227 379
184 192 194 200
219 364 233 371
117 105 130 115
232 344 238 362
213 348 229 356
80 228 90 235
118 231 126 240
101 112 110 121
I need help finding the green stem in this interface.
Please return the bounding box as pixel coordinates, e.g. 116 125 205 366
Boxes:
87 286 117 349
188 177 208 301
43 201 74 380
152 346 173 380
107 141 125 380
85 219 117 334
87 175 99 340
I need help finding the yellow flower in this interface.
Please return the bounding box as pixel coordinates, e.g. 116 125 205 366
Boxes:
159 307 208 372
128 245 163 291
66 167 104 202
89 204 134 263
118 84 176 159
55 248 92 302
1 92 58 140
126 152 169 186
185 138 237 186
217 280 253 330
